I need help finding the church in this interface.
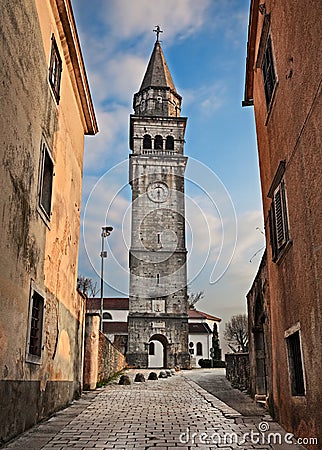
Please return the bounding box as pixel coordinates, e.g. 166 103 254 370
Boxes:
88 32 221 369
127 32 190 368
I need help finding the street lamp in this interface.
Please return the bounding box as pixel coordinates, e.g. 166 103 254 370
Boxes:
100 226 113 332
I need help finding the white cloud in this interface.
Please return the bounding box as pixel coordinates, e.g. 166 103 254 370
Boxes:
83 106 129 171
100 0 212 44
182 81 226 116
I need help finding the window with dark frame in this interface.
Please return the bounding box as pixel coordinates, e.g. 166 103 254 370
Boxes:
49 35 62 103
196 342 203 356
262 35 277 109
286 331 305 396
27 288 45 361
39 141 54 220
269 179 290 262
149 342 155 355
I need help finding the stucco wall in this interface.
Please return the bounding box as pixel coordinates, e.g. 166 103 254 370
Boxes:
246 0 322 444
0 0 91 442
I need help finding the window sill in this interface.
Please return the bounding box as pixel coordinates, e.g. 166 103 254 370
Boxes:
26 354 42 365
273 239 293 264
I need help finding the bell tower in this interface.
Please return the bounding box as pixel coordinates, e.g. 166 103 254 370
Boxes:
127 31 190 369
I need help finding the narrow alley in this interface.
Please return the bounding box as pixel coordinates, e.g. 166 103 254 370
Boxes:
2 370 307 450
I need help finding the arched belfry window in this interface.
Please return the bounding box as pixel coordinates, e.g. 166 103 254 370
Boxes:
165 136 174 150
154 135 163 150
143 134 152 149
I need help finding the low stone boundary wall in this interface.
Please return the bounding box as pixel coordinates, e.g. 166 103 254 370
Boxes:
83 313 126 390
98 331 126 383
225 352 250 392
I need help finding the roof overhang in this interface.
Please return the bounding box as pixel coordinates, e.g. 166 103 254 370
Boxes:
53 0 98 134
242 0 259 107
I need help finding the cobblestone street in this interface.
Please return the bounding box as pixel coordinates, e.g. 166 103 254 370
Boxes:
2 370 306 450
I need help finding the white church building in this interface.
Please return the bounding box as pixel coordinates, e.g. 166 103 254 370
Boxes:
87 298 221 368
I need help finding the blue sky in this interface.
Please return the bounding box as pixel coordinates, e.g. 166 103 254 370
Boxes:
73 0 265 349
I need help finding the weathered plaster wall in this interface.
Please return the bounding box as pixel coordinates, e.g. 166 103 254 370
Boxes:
0 0 89 442
249 0 322 444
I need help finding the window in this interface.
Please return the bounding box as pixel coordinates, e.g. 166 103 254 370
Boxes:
286 330 305 396
262 36 277 109
143 134 152 149
27 282 45 364
156 273 160 285
154 135 163 150
149 342 155 355
103 312 112 320
38 140 54 221
165 136 174 150
269 179 290 261
196 342 203 356
48 35 62 103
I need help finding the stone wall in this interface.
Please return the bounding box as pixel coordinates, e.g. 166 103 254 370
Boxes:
98 332 127 383
83 314 126 390
225 353 250 392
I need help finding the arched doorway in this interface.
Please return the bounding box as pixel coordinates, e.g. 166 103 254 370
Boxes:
148 334 168 368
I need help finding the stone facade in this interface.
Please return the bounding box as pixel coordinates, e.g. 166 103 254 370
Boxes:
127 41 190 369
244 0 322 445
0 0 97 442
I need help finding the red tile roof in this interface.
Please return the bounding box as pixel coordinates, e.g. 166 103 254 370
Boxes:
188 309 221 322
87 298 129 311
103 321 128 334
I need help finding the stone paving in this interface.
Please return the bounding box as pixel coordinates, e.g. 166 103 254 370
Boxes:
2 370 306 450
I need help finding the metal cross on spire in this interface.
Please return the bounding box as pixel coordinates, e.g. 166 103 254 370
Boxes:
153 25 163 42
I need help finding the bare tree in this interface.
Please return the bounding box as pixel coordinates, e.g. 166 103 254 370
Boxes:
188 290 204 309
77 276 98 297
224 314 249 352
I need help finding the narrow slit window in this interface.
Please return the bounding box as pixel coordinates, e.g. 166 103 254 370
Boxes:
156 273 160 285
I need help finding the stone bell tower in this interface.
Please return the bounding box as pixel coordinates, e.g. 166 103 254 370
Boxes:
127 30 190 369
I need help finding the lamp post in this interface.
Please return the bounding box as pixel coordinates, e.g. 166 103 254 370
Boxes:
100 226 113 332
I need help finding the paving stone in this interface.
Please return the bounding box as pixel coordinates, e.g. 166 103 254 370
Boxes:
2 369 308 450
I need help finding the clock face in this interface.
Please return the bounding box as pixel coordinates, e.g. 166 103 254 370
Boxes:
147 182 169 202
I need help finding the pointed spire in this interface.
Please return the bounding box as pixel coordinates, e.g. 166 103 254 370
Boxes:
139 41 177 93
133 31 182 117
